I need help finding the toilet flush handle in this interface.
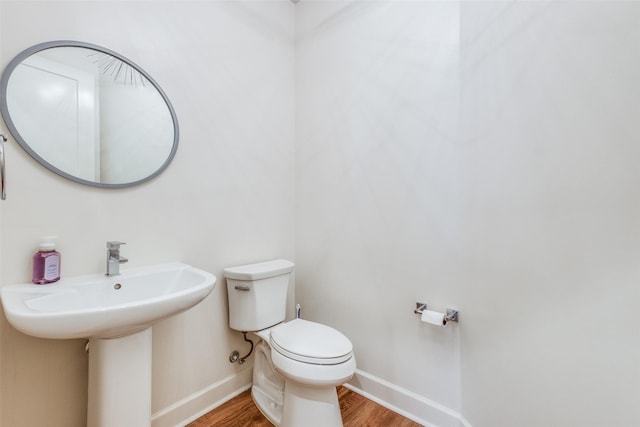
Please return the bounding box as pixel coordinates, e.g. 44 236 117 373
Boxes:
234 284 250 291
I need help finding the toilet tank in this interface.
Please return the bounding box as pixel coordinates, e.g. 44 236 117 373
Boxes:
224 259 294 332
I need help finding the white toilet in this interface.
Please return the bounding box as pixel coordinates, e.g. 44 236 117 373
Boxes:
224 259 356 427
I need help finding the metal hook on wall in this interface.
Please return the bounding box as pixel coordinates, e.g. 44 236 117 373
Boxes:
0 134 7 200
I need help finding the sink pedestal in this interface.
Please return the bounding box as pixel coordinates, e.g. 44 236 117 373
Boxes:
87 328 152 427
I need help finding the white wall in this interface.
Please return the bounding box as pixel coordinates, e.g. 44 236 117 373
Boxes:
296 1 640 426
295 1 463 424
458 1 640 426
0 1 295 426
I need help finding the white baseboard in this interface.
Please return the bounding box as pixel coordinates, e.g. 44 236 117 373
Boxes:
344 369 468 427
151 367 253 427
151 367 471 427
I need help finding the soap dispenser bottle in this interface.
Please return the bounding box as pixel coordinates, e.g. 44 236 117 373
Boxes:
32 238 61 284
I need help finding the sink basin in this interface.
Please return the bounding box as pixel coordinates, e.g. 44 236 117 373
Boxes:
0 262 217 339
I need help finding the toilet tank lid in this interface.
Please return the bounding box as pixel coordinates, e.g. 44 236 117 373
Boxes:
224 259 294 280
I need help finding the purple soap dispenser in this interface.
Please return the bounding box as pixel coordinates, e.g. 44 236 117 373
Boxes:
32 237 61 284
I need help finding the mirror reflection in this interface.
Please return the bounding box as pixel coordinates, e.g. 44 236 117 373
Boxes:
0 41 179 188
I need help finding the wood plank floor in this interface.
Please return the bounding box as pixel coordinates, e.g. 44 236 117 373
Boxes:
187 386 422 427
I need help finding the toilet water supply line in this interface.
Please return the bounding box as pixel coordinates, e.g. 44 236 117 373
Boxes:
229 304 302 364
229 332 254 364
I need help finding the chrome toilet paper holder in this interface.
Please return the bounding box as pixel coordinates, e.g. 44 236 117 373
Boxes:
414 302 459 323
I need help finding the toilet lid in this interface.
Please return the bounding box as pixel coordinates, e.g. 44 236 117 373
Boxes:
270 319 353 365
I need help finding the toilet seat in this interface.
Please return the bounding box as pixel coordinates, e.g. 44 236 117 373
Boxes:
252 319 356 401
270 319 353 365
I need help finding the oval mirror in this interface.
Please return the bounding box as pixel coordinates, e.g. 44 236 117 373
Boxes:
0 41 179 188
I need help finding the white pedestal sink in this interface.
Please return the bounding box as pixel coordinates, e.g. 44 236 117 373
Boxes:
1 262 217 427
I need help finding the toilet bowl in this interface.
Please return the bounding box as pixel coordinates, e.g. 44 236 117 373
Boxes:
224 260 356 427
251 340 285 424
252 319 356 426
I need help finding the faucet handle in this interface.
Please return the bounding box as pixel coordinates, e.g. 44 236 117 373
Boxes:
107 241 126 250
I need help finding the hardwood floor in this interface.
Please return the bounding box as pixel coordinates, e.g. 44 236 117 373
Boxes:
188 386 422 427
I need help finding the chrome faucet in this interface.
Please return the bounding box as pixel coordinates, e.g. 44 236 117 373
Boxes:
106 241 128 276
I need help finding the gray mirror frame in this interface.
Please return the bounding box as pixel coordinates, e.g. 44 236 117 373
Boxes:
0 40 179 188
